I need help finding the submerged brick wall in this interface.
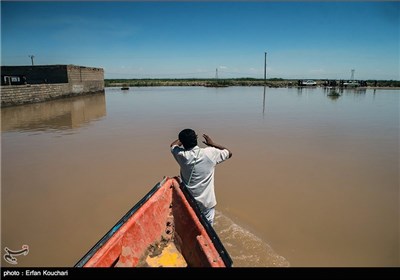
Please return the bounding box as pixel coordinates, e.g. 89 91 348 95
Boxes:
0 65 104 107
0 83 104 107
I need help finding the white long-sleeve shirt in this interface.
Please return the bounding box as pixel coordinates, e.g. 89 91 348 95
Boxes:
171 145 230 211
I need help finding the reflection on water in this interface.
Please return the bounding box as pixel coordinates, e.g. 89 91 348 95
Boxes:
326 88 341 101
262 86 266 117
1 93 106 133
1 86 399 267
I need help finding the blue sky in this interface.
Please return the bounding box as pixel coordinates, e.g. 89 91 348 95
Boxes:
1 1 399 80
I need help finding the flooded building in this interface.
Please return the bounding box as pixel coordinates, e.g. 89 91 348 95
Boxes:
1 65 104 107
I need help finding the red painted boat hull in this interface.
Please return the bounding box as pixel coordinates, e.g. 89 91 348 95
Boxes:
75 176 232 267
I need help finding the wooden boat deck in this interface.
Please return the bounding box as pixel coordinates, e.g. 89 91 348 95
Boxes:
137 241 187 267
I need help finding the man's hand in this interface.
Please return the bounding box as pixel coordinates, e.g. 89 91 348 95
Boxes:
170 139 182 147
202 134 232 158
202 134 215 147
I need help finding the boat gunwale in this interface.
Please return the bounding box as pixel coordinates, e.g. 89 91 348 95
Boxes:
74 177 167 267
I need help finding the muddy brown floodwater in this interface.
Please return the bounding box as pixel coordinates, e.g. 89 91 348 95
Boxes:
1 86 398 267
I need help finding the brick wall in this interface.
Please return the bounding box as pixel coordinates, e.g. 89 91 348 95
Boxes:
0 83 104 107
67 65 104 82
67 65 104 94
0 65 104 107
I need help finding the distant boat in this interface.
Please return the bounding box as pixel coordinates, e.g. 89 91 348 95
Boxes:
121 83 130 90
75 176 233 267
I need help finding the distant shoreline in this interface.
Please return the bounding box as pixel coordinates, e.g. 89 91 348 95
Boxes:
107 85 400 90
105 78 400 89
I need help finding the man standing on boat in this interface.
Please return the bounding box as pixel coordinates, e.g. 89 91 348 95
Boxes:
170 129 232 226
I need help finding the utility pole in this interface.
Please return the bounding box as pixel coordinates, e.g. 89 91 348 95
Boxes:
29 55 35 66
350 69 355 81
264 52 267 83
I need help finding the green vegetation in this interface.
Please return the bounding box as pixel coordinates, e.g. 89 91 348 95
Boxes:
105 78 296 87
105 78 400 88
366 80 400 87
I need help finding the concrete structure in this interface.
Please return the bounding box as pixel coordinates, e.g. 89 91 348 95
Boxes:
1 65 104 107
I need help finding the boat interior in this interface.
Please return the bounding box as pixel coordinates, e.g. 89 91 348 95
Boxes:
75 177 232 267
